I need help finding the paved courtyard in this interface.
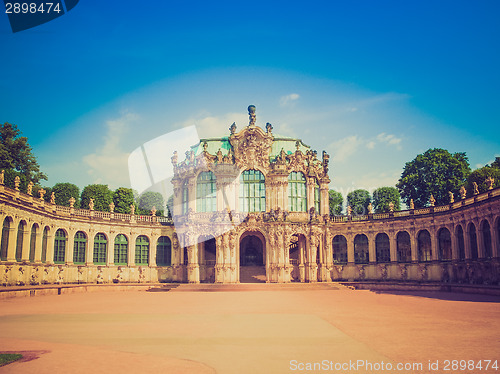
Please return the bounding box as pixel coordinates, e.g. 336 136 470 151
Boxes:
0 284 499 373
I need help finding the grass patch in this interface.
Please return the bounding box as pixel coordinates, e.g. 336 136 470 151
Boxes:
0 353 23 366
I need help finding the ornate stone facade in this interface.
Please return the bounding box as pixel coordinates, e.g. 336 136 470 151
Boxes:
1 106 499 286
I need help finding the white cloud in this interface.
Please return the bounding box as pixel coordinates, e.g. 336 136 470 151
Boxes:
329 135 363 163
366 141 376 149
377 132 402 146
179 112 247 139
280 93 300 107
82 111 139 189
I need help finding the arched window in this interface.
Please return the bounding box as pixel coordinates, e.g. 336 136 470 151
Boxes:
417 230 432 262
54 229 67 264
181 181 189 214
481 220 492 258
15 221 25 262
332 235 347 264
114 234 128 265
354 234 369 264
41 227 48 263
469 223 478 260
240 170 266 212
396 231 411 262
29 224 37 262
93 233 107 265
438 228 452 261
196 171 217 212
456 225 465 261
156 236 172 266
314 180 321 213
1 217 11 261
288 172 307 212
135 235 149 265
73 231 87 264
375 233 390 263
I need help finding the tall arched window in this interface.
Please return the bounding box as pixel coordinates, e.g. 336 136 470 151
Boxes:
181 181 189 214
469 223 478 260
375 233 390 263
114 234 128 265
29 224 37 262
314 180 321 213
396 231 411 262
54 229 67 264
481 220 492 258
41 227 48 263
332 235 347 264
1 217 11 261
156 236 172 266
240 170 266 212
73 231 87 264
15 221 25 262
93 233 107 265
135 235 149 265
417 230 432 262
288 172 307 212
354 234 369 264
438 228 452 260
196 171 217 212
456 225 465 260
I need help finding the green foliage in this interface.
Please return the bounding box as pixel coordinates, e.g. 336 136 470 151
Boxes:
113 187 135 214
166 195 174 218
328 190 343 216
2 169 28 191
491 156 500 169
397 148 470 208
0 122 47 184
347 189 371 215
52 183 80 208
372 187 401 213
0 353 23 366
81 184 113 211
466 165 500 196
137 191 164 216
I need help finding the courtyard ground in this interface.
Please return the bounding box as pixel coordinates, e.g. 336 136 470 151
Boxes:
0 284 499 374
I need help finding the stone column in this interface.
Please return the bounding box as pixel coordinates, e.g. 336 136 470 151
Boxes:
368 233 376 263
128 234 136 266
451 226 459 260
34 227 44 263
410 231 418 262
215 235 224 283
45 230 55 265
306 179 314 212
389 232 397 262
491 221 499 258
107 233 115 266
86 230 95 266
20 226 30 262
347 234 355 264
187 243 200 283
320 184 329 216
464 225 472 259
66 230 75 265
150 236 158 267
187 180 196 213
477 224 485 259
299 238 305 282
431 228 439 261
6 224 17 262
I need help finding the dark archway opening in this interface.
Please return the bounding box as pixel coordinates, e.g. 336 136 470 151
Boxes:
239 234 265 283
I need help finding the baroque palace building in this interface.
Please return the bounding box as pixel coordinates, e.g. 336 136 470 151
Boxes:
1 105 500 286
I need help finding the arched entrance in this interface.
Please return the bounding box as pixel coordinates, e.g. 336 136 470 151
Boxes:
239 231 266 283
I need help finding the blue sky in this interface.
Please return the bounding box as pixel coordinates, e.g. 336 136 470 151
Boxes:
1 0 499 202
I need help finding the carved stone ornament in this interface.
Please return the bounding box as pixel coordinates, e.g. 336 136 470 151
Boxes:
229 122 237 135
389 202 395 212
14 176 20 191
39 188 46 199
109 202 115 212
27 181 33 195
485 176 495 190
89 198 94 210
69 197 76 208
409 199 414 210
50 192 55 204
0 170 4 185
151 206 157 216
347 205 352 216
449 191 454 203
473 182 479 195
130 204 135 215
429 195 436 207
459 185 467 199
367 203 373 214
248 105 256 126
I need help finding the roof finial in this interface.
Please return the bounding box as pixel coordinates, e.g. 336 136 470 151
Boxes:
248 105 256 126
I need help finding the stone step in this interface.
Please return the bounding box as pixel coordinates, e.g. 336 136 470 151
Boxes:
150 282 353 292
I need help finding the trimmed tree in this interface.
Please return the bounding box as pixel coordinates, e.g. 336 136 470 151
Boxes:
137 191 164 216
113 187 135 214
347 189 371 215
372 187 401 213
81 184 113 211
466 165 500 196
328 190 343 216
396 148 470 208
52 183 80 207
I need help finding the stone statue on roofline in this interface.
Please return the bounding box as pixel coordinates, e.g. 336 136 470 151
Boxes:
0 170 4 185
69 197 76 208
367 203 373 214
429 194 436 207
229 122 237 135
473 182 479 195
14 176 20 191
347 205 352 216
248 105 256 126
485 176 495 190
171 151 178 166
89 198 94 210
459 185 466 199
266 122 273 133
50 192 55 204
27 181 33 195
449 191 454 203
130 204 135 215
409 199 414 210
39 188 46 200
389 202 394 212
109 202 115 213
151 206 157 216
